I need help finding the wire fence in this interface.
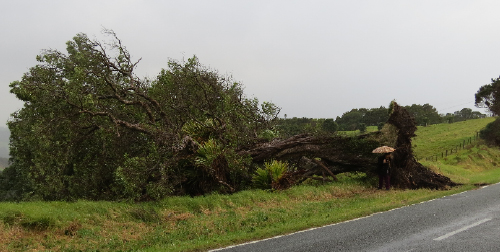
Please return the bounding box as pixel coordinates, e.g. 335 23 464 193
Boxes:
416 131 480 162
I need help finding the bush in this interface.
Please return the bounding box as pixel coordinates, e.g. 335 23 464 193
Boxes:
252 160 289 189
358 123 367 133
480 118 500 146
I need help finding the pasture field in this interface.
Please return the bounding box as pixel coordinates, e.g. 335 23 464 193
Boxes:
1 118 499 251
412 117 495 159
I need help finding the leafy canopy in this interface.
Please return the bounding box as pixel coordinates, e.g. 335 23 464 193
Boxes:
4 30 279 201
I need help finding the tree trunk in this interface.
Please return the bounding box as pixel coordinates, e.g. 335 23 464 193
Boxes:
236 102 457 190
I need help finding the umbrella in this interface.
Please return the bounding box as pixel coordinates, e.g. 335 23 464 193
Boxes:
372 146 395 153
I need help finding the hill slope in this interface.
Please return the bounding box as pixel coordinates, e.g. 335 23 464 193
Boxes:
412 117 495 159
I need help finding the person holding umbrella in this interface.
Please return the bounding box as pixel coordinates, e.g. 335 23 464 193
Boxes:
373 146 395 190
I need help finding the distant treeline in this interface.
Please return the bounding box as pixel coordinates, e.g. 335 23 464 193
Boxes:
277 104 487 137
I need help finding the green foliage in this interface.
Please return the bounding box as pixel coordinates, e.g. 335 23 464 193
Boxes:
195 139 222 167
322 118 338 133
6 31 279 201
475 76 500 115
377 122 385 131
252 160 289 189
114 149 172 201
479 118 500 146
252 168 273 190
337 103 485 130
336 107 389 131
277 117 337 138
258 129 279 141
357 123 367 133
403 103 442 126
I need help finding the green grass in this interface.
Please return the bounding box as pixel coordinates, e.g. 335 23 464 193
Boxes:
1 117 500 251
413 117 495 159
0 176 475 252
338 125 379 136
420 143 500 185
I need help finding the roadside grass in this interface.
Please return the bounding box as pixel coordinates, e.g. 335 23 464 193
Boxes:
420 143 500 185
1 117 499 251
0 176 476 252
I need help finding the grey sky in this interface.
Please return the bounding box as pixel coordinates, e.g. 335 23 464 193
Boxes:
1 0 498 127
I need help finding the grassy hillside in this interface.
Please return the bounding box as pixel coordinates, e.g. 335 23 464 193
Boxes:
0 118 499 251
413 117 495 159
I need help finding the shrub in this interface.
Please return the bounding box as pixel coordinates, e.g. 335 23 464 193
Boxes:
358 123 367 133
480 118 500 146
252 160 289 189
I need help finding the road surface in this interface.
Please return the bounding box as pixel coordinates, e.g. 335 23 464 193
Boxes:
212 183 500 251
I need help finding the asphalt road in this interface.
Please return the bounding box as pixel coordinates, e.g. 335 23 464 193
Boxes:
212 183 500 252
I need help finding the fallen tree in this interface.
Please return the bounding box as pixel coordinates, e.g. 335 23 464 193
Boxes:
236 102 457 190
237 133 381 189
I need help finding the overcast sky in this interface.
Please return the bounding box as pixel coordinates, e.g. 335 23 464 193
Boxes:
1 0 498 128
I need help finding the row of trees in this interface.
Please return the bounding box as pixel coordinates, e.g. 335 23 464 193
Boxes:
276 105 486 137
335 104 486 132
276 117 337 138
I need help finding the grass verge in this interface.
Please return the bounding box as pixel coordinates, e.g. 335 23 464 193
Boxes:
0 170 494 251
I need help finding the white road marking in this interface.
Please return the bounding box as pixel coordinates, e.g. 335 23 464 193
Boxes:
434 218 492 241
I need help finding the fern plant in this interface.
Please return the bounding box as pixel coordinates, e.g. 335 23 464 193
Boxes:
195 138 222 168
252 160 288 189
